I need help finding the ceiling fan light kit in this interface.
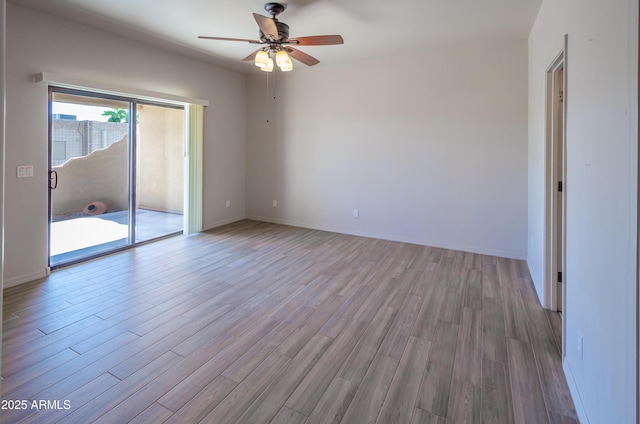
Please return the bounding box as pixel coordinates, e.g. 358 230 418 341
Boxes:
262 58 274 72
256 54 274 72
275 49 293 72
255 50 270 69
198 2 344 72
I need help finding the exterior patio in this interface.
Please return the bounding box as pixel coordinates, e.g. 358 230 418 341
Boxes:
51 209 183 266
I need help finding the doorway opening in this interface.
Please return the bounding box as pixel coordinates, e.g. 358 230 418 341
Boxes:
48 88 185 268
545 43 567 353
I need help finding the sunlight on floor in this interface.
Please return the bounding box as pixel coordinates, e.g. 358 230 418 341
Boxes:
50 217 128 256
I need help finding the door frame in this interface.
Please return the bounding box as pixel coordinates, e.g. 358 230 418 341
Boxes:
47 87 188 268
37 72 207 271
544 38 568 355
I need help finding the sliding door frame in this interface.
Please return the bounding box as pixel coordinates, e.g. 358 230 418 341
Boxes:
48 86 190 268
38 72 208 270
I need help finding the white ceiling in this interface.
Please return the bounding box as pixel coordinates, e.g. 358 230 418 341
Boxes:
9 0 542 73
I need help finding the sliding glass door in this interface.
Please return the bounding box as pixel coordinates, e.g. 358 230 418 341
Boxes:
135 103 184 242
49 88 185 267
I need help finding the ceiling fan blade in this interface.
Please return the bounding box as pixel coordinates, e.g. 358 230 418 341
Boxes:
286 35 344 46
198 36 262 44
253 13 279 41
242 49 263 62
286 47 320 66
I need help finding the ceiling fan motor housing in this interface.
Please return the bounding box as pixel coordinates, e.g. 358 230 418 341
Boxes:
260 21 289 41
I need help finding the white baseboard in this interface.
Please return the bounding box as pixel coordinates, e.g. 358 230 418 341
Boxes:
563 359 589 423
1 215 525 289
3 268 50 289
202 215 248 232
245 214 526 260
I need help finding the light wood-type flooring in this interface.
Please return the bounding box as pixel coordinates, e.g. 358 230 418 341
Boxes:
2 220 578 423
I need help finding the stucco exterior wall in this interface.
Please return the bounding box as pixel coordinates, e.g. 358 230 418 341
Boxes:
137 104 184 213
52 135 128 216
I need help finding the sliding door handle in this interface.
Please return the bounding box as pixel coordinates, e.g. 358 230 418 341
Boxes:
49 170 58 189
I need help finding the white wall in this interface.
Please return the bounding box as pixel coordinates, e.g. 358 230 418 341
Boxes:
1 0 6 386
5 4 247 286
246 40 529 259
528 0 637 422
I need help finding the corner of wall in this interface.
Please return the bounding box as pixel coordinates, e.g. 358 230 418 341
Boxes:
563 360 589 424
3 268 49 289
202 215 248 232
526 248 546 307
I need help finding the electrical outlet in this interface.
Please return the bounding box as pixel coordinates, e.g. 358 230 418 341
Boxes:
273 200 277 207
578 333 584 359
226 200 231 208
353 209 359 218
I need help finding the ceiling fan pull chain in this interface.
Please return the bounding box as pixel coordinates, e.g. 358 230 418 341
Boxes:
273 66 277 101
266 71 270 123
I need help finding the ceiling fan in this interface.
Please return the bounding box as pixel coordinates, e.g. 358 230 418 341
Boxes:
198 2 344 72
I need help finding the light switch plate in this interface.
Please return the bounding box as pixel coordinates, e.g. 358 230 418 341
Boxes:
17 165 34 178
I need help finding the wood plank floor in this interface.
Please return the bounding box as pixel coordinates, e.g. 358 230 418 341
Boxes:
1 220 578 423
